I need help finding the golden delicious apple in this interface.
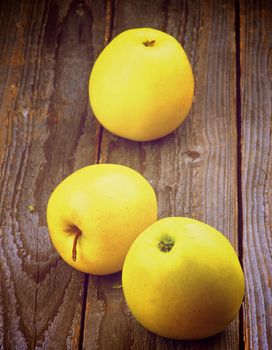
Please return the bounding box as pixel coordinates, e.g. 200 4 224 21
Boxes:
122 217 244 339
89 28 194 141
47 164 157 275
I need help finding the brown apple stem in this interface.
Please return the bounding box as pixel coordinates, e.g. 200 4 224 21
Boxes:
72 227 81 262
143 39 155 47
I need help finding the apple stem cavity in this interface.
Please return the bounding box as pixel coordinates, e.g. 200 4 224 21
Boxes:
72 227 82 262
158 235 175 252
143 39 155 47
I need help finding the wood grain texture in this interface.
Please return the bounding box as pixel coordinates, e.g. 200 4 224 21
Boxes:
0 0 105 348
83 0 239 349
240 1 272 349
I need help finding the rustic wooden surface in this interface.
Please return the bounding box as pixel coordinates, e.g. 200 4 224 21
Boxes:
0 1 104 348
0 0 271 349
240 1 272 349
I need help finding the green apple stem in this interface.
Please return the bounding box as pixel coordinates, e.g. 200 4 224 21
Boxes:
72 227 81 262
143 39 155 47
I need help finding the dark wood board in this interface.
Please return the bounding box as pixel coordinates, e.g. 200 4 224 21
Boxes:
83 0 239 349
0 0 105 348
240 0 272 349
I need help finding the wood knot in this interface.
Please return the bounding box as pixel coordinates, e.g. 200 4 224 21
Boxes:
185 150 200 160
183 148 203 165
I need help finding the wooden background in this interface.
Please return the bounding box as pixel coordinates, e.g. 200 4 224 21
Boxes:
0 0 271 349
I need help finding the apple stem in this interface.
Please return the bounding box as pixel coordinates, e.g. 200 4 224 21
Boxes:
143 39 155 47
72 227 81 262
158 236 175 252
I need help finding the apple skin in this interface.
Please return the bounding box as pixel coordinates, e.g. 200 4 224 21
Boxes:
122 217 244 340
46 164 157 275
89 28 194 141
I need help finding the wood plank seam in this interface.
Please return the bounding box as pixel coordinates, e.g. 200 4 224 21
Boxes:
94 0 115 165
235 1 244 349
79 1 115 349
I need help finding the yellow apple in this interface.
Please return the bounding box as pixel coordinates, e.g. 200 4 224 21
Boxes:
47 164 157 275
89 28 194 141
122 217 244 339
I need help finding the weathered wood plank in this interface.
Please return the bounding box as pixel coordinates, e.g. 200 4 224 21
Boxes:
0 0 105 348
240 1 272 349
83 0 239 349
